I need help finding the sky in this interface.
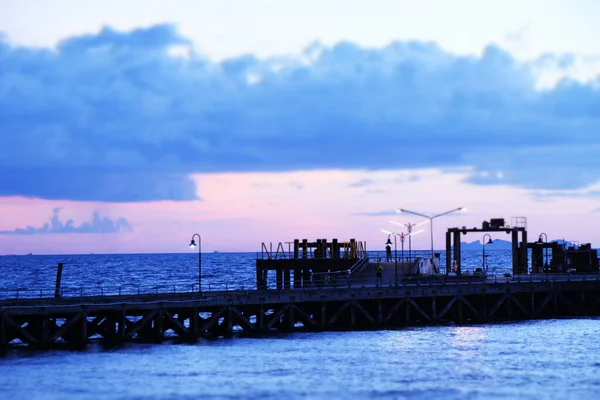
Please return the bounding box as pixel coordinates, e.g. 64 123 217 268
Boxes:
0 0 599 254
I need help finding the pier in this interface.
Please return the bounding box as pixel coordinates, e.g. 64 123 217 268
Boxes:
2 275 600 353
1 218 600 353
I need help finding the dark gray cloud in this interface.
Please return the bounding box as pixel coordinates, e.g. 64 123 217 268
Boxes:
0 208 133 234
1 24 600 202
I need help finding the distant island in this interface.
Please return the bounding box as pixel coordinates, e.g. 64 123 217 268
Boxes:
459 239 513 250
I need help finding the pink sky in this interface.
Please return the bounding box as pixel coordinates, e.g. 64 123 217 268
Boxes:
1 169 599 255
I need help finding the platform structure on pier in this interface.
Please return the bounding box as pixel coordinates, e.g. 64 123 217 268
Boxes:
255 238 368 290
446 217 600 276
446 217 528 276
529 241 599 274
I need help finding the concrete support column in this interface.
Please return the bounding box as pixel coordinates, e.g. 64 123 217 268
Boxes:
445 231 452 275
512 230 519 275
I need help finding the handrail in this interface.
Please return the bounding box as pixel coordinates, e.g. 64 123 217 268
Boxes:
348 254 370 276
2 272 600 302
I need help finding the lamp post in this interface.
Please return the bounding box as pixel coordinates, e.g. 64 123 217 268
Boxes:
482 234 493 275
390 220 429 263
382 228 424 285
189 234 202 293
396 207 466 260
385 234 398 287
537 233 548 272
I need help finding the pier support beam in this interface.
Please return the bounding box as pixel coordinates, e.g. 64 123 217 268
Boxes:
453 231 461 274
0 312 6 355
276 268 283 291
445 231 452 274
284 270 291 290
512 230 519 275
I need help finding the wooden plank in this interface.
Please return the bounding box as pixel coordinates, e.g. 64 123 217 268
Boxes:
408 298 431 321
327 301 351 325
488 294 508 317
200 308 227 333
509 294 529 317
437 297 458 319
48 313 82 342
384 299 405 322
535 292 553 316
126 310 157 339
459 296 480 320
0 312 6 351
163 310 190 335
230 307 255 331
291 305 319 328
191 308 199 334
556 292 578 314
266 304 290 329
118 311 127 339
4 316 38 344
353 301 376 324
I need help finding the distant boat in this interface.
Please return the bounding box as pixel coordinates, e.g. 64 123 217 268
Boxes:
213 251 219 253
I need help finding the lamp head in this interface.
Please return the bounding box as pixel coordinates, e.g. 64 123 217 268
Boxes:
487 238 493 244
386 238 393 245
189 239 197 248
459 206 467 212
396 208 404 213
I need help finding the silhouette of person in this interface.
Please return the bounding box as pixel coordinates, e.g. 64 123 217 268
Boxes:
385 244 392 262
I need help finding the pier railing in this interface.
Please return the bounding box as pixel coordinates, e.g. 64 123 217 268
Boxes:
2 273 600 301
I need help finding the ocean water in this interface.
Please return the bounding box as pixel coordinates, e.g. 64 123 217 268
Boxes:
0 249 515 297
1 250 599 399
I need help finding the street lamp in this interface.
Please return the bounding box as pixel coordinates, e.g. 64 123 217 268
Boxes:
381 229 424 286
189 233 202 293
396 207 466 260
482 234 493 275
537 233 548 272
389 220 429 263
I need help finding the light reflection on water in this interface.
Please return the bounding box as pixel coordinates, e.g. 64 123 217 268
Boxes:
1 320 600 399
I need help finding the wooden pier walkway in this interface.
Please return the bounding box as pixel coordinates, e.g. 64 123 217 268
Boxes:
2 274 600 352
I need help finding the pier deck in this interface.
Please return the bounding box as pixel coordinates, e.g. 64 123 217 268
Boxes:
2 274 600 352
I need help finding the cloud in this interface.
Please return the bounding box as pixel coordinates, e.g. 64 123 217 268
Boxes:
352 210 397 216
0 208 133 234
1 24 600 202
393 174 422 183
529 190 600 201
349 179 376 188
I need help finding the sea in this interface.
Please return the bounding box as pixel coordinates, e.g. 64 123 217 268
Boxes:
1 249 599 400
